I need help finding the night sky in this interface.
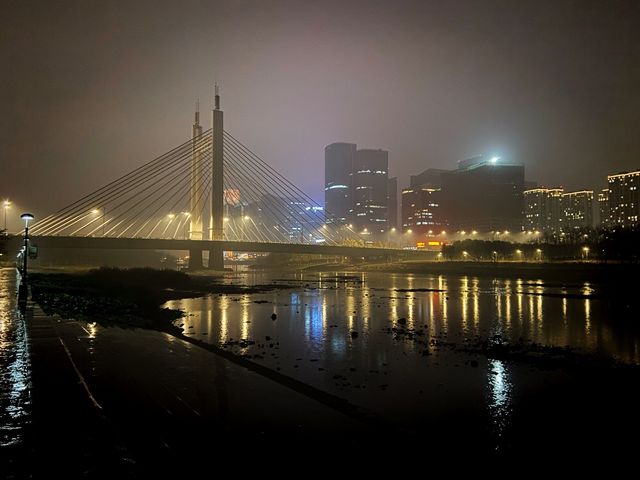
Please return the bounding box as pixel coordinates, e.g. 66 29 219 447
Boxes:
1 0 638 229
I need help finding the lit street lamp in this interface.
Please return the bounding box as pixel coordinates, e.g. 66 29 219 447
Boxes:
18 213 34 307
582 246 590 261
3 200 10 231
92 207 106 236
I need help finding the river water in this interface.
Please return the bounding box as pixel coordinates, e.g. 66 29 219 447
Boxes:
166 270 640 452
0 268 31 449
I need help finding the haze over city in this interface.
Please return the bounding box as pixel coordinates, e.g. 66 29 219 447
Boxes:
1 0 638 230
2 1 640 473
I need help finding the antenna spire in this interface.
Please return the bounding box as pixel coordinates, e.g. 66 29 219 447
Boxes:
195 98 200 124
214 82 220 110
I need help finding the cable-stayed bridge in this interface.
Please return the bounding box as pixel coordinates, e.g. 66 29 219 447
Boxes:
24 91 430 268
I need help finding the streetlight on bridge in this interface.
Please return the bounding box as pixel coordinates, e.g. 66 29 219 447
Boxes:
92 208 106 236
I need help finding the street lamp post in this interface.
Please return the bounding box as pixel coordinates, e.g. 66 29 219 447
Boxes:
3 200 10 231
18 213 34 307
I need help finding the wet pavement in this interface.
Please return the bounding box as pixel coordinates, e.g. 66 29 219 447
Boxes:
0 269 31 471
1 267 376 476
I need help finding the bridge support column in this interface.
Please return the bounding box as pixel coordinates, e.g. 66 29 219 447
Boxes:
208 247 224 270
188 249 203 270
210 84 224 241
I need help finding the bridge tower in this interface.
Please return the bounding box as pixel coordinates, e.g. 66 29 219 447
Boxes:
188 101 205 269
190 101 204 240
209 84 224 269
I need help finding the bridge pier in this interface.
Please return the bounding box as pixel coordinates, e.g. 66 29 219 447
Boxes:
188 249 203 270
208 247 224 270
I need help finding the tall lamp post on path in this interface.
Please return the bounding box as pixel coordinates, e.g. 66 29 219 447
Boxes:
3 200 10 231
18 213 34 308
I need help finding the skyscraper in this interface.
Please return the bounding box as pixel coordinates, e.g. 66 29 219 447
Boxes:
351 149 389 232
324 143 356 226
401 186 442 234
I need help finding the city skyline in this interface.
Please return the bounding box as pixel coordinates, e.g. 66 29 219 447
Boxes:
2 0 639 225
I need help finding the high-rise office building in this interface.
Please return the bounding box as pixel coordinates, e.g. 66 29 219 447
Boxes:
351 149 389 232
608 170 639 228
440 155 525 232
324 143 356 225
562 190 594 230
401 186 442 234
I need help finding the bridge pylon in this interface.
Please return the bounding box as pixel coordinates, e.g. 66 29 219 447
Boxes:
209 84 224 269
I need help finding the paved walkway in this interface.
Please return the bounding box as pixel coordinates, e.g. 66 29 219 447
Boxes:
24 304 371 476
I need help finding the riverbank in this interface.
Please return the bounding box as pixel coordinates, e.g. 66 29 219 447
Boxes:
301 259 640 283
29 266 298 332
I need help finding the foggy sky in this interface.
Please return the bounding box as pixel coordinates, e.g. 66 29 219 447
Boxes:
1 0 638 230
